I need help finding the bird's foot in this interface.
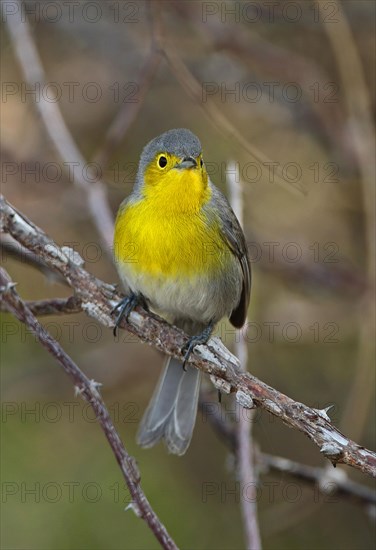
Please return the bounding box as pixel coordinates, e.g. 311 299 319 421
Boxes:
181 322 214 371
112 293 147 336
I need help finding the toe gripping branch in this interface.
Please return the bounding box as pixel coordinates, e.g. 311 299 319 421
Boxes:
181 321 214 371
112 293 147 337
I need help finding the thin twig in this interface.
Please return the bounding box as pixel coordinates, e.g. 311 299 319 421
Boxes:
228 162 261 550
1 194 375 478
0 266 178 550
4 0 114 251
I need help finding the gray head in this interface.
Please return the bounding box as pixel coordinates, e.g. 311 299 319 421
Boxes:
140 129 202 167
131 129 202 193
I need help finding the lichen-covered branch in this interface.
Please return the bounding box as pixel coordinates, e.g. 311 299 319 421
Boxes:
1 194 375 478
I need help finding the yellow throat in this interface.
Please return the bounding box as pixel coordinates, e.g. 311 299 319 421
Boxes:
114 153 227 278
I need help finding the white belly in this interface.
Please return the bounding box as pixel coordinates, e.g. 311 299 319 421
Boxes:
116 259 242 325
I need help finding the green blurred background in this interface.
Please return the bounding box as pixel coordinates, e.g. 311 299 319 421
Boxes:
1 1 375 549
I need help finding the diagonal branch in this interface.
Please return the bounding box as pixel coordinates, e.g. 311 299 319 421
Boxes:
1 194 375 478
0 266 178 550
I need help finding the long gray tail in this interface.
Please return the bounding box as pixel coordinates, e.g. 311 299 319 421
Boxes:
137 357 201 455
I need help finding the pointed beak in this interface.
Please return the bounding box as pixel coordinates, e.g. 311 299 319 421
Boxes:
176 156 198 170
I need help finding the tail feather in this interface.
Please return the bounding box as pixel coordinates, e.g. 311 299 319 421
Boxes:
137 357 201 455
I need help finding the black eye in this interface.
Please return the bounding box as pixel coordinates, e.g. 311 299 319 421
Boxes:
158 155 167 168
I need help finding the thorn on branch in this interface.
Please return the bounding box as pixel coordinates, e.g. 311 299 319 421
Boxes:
125 501 142 518
74 385 85 398
0 281 18 294
313 405 334 422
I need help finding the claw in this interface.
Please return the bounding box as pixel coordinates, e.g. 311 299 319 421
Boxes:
112 293 145 337
181 321 214 370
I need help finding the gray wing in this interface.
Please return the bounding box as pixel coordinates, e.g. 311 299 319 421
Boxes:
206 184 251 328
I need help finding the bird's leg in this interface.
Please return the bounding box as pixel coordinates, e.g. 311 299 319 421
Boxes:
182 321 214 371
112 293 148 336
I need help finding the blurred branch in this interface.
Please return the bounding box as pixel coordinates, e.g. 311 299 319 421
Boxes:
4 0 114 252
318 1 376 441
257 245 367 297
0 266 178 550
200 395 376 508
1 237 68 285
259 454 376 508
205 18 354 168
1 296 82 316
228 162 261 550
149 6 305 197
1 194 376 478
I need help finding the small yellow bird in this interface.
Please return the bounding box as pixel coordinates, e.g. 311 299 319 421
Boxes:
113 128 251 455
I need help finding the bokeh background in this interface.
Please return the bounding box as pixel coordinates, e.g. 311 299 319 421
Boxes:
1 1 375 549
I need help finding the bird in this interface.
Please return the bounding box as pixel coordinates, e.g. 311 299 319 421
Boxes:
113 128 251 455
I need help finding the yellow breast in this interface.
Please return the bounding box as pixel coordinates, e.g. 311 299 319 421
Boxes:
114 174 229 279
